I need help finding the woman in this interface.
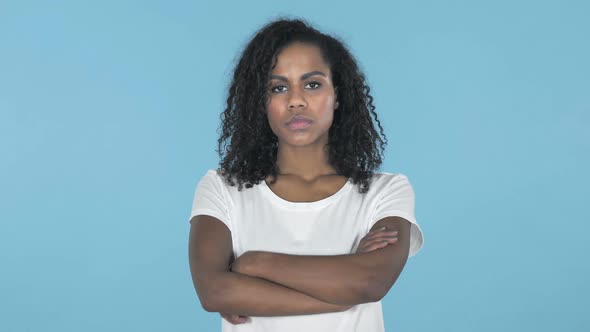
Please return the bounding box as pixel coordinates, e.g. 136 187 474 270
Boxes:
188 18 424 331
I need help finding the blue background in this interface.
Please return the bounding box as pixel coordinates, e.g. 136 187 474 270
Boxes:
1 1 588 331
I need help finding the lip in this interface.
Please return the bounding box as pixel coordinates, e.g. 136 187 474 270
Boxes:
286 115 313 125
287 120 313 130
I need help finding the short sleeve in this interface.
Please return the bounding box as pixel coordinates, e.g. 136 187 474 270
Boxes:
370 174 424 257
188 170 232 232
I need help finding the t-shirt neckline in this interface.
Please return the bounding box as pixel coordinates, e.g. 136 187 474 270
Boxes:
259 177 353 210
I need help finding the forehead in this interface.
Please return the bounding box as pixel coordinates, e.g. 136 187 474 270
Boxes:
272 42 330 74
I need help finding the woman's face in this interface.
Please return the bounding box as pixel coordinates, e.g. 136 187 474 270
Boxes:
266 42 339 147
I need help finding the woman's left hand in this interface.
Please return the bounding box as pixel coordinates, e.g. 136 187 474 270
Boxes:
356 227 399 254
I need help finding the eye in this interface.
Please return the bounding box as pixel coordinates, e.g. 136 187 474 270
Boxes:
305 82 321 89
270 85 287 93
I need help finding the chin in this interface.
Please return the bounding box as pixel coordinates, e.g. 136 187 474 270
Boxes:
282 135 325 147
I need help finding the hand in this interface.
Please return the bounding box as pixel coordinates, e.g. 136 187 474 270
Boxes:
220 312 250 325
356 226 398 254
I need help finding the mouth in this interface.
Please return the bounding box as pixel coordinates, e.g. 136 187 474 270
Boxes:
286 119 313 130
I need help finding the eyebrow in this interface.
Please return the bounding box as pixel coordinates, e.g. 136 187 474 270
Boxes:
270 70 327 82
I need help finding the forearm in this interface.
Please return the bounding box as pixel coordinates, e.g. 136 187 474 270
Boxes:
201 270 353 316
243 252 374 306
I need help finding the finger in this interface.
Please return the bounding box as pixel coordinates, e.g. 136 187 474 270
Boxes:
357 239 374 253
221 313 249 324
369 236 399 245
363 232 397 243
358 232 395 248
362 237 398 252
360 236 396 250
225 317 247 325
357 235 398 253
361 235 398 248
360 241 389 253
366 230 398 240
220 313 238 324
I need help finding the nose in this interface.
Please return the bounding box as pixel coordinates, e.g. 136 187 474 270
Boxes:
288 88 307 109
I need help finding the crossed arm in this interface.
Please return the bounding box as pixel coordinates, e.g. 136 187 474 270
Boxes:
189 215 411 317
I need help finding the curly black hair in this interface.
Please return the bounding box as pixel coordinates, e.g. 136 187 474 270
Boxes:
215 17 388 194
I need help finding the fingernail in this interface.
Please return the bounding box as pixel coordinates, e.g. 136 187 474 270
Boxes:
380 226 386 230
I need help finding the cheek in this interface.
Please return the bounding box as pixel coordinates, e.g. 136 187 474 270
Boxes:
266 99 283 129
321 94 336 107
317 95 336 118
309 92 335 113
266 97 280 113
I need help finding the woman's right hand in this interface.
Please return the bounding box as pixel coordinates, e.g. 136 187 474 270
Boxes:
220 312 250 325
356 226 399 254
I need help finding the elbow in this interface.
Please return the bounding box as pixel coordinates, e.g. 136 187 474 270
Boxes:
200 285 227 312
363 260 408 302
365 284 387 302
201 297 217 312
354 277 381 304
195 272 230 312
198 286 221 312
362 274 392 303
364 286 386 303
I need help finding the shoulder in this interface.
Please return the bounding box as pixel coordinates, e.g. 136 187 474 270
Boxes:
200 169 229 187
192 168 233 202
205 168 221 179
204 168 241 187
372 171 409 181
368 171 412 193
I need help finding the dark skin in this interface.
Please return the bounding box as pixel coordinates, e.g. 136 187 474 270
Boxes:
188 42 410 325
230 42 346 322
221 225 400 324
264 42 341 185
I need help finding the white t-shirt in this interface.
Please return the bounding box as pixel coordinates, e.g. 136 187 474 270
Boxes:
188 169 424 332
